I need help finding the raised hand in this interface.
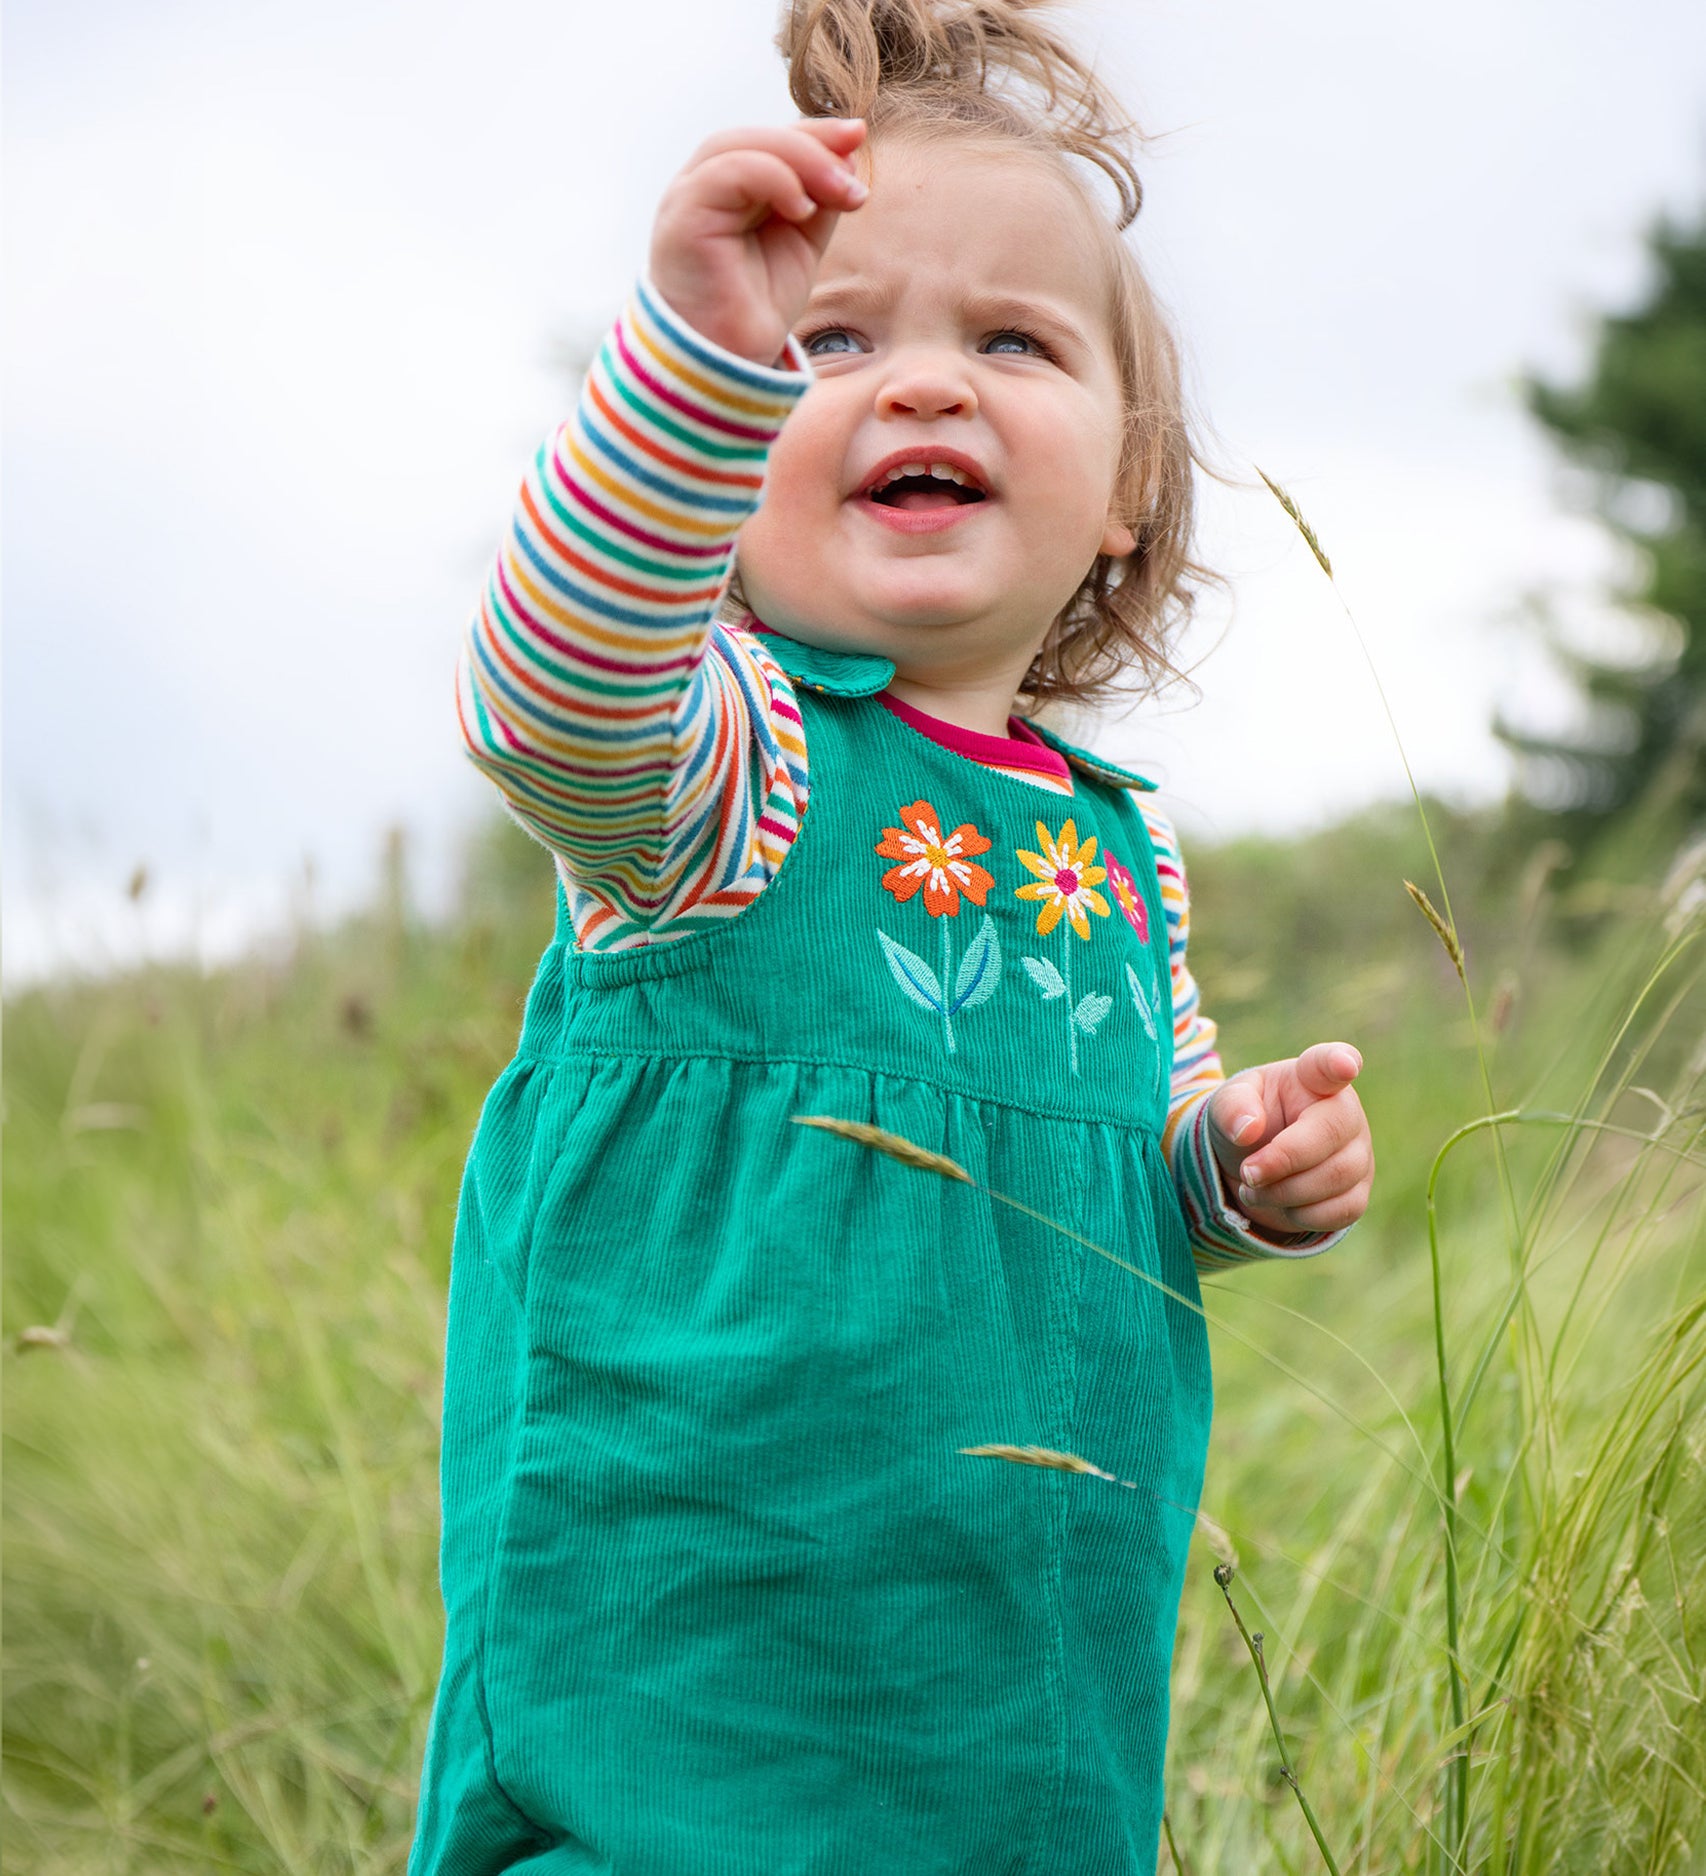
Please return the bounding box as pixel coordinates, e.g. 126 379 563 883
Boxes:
1205 1042 1374 1239
648 118 869 368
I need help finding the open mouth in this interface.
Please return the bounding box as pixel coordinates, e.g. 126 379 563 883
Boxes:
860 461 990 512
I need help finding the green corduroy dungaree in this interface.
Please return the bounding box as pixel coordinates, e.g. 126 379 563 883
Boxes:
411 634 1213 1876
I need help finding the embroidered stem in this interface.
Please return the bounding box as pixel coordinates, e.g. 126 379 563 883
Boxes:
1063 930 1077 1076
940 918 956 1055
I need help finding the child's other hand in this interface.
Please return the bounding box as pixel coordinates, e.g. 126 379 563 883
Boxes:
649 118 869 368
1206 1043 1373 1239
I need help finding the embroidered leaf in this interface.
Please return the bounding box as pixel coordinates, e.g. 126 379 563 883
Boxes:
877 929 944 1012
1072 992 1113 1036
1022 956 1067 1000
951 916 1003 1013
1125 961 1157 1039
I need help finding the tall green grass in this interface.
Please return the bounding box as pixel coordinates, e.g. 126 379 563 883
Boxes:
4 802 1702 1872
1160 829 1706 1874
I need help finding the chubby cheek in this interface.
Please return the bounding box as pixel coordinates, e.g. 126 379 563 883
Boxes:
736 517 790 618
739 399 844 559
1022 471 1125 587
1034 401 1124 531
735 432 827 606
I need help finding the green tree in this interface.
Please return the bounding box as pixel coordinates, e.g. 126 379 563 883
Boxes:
1499 206 1706 827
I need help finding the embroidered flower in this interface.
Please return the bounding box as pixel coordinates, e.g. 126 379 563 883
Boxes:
1105 850 1149 942
1014 820 1110 939
876 801 994 918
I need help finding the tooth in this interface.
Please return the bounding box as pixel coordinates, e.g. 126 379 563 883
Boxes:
928 464 955 480
901 462 927 478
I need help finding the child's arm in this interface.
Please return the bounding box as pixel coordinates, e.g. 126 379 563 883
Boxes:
456 122 867 946
1145 806 1374 1271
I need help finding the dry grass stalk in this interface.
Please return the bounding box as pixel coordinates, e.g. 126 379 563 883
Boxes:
791 1115 972 1182
960 1443 1114 1476
1404 879 1467 981
960 1444 1153 1492
1256 467 1334 579
1160 1809 1193 1875
1194 1508 1239 1570
1213 1562 1344 1875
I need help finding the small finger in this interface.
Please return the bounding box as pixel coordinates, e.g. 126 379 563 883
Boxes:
688 125 868 208
1208 1073 1265 1150
1294 1040 1363 1100
686 149 827 224
795 115 868 153
1238 1094 1357 1188
1267 1185 1371 1235
1238 1139 1370 1214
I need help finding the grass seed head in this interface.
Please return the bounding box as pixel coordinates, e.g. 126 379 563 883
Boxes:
791 1115 972 1182
1195 1509 1240 1569
959 1444 1114 1478
1256 467 1334 580
1404 879 1466 981
15 1325 70 1355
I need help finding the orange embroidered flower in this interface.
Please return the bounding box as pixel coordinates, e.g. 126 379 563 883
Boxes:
875 801 994 918
1015 819 1110 939
1105 850 1149 942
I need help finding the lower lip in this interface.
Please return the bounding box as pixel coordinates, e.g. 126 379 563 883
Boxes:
852 496 990 534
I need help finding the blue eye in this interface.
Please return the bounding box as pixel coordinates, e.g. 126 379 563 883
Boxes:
984 328 1052 358
800 327 863 357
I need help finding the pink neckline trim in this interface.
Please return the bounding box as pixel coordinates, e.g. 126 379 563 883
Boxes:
878 691 1072 784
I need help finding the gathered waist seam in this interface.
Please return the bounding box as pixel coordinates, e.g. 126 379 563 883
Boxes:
507 1040 1167 1138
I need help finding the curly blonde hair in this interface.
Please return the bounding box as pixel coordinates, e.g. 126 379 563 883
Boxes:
725 0 1217 711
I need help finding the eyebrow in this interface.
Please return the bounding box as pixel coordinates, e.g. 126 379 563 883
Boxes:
802 279 1095 357
971 296 1094 357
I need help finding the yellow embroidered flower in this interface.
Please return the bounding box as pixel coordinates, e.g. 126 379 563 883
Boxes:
1014 819 1110 939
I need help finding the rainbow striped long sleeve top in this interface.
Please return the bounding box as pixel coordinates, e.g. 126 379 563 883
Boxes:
458 276 1340 1270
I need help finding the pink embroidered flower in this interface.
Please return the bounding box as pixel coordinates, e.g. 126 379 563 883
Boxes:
1014 820 1110 939
875 801 994 918
1104 850 1149 942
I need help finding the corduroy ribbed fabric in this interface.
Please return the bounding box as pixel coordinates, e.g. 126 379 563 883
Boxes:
410 635 1212 1876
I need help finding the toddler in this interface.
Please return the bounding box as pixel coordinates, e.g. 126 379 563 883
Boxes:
412 2 1374 1870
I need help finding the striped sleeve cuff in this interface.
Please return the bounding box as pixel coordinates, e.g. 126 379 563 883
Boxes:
1169 1090 1349 1273
633 273 816 414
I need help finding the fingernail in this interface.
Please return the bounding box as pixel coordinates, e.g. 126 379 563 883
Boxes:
844 175 868 202
1240 1161 1265 1187
1238 1185 1261 1211
1230 1115 1258 1144
1339 1047 1363 1076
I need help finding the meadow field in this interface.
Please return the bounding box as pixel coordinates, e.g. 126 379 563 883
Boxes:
5 798 1703 1874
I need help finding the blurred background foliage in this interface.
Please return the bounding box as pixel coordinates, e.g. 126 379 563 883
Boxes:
1500 206 1706 832
5 203 1705 1872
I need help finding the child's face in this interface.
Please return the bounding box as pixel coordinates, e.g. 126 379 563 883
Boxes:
735 141 1135 691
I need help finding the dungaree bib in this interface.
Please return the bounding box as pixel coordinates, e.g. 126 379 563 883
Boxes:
411 635 1213 1876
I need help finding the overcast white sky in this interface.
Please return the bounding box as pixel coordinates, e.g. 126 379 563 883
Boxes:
5 0 1704 980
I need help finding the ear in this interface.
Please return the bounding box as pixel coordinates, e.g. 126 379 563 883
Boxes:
1100 514 1137 559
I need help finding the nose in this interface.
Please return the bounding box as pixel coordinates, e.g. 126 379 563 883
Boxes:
875 349 978 422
